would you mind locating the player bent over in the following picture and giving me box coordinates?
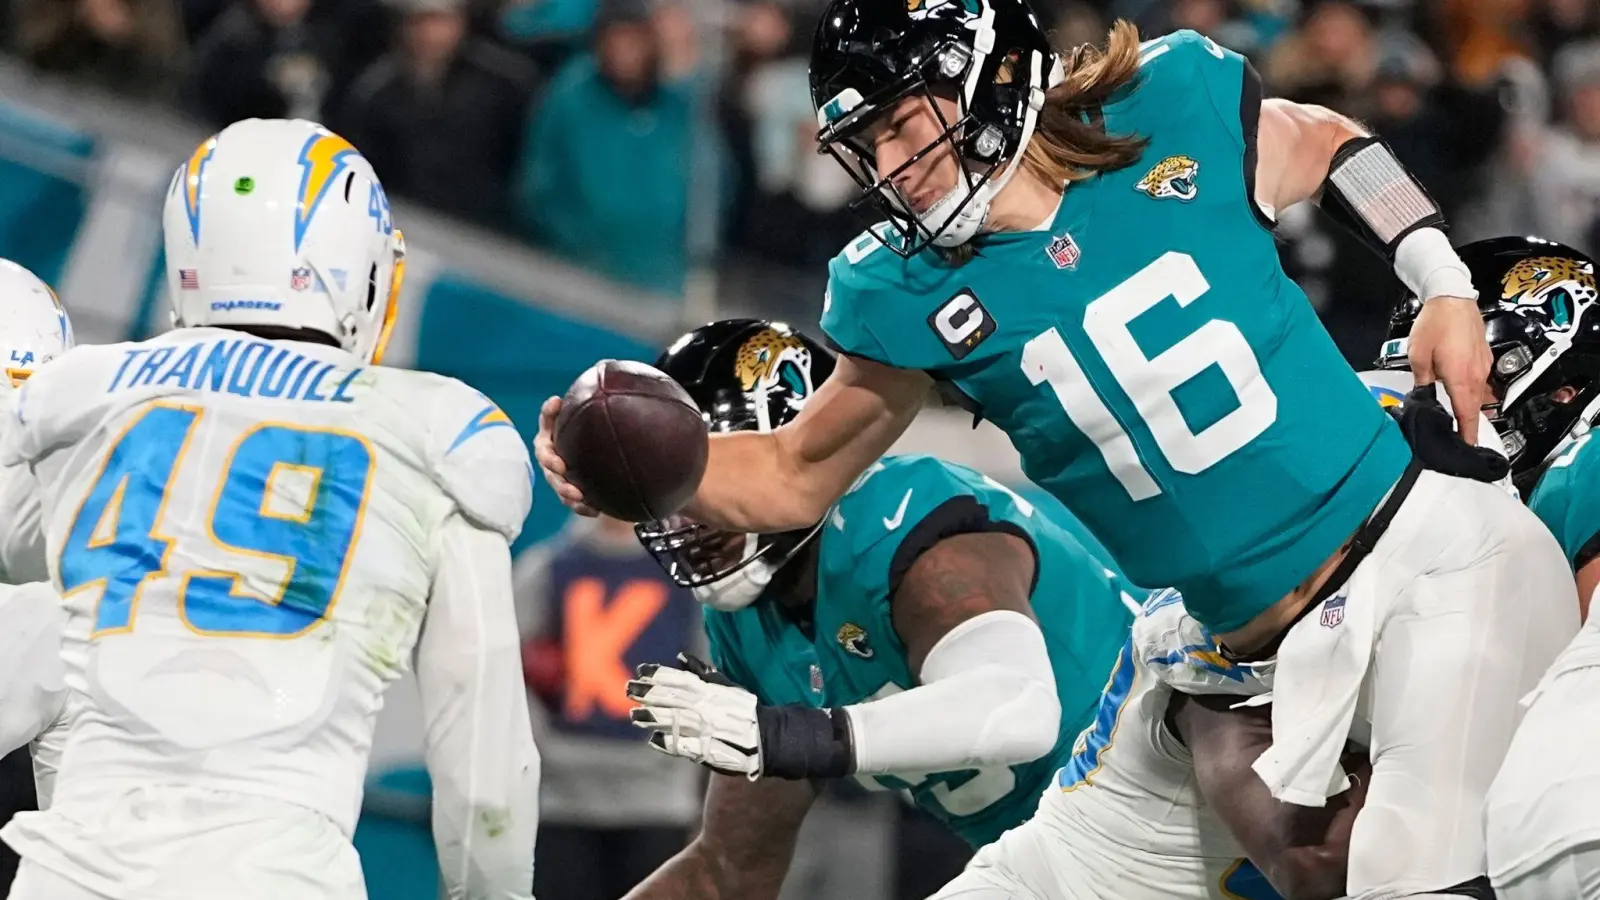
[617,320,1351,899]
[0,119,539,900]
[1375,237,1600,900]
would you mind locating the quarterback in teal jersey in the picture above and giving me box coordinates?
[618,319,1139,896]
[536,6,1577,897]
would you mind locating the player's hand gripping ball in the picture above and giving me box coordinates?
[551,359,710,521]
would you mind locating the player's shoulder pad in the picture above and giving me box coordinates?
[1132,588,1269,696]
[3,342,134,467]
[419,373,532,542]
[1132,30,1248,137]
[822,227,907,365]
[12,341,125,417]
[830,454,1037,572]
[822,226,968,368]
[1138,29,1243,80]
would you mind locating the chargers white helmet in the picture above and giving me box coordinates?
[0,259,73,387]
[162,118,405,364]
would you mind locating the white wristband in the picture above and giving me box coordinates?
[1395,227,1478,302]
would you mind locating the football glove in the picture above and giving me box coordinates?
[1390,385,1510,484]
[627,653,854,780]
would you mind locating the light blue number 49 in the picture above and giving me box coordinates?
[61,403,374,638]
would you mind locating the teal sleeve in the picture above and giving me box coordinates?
[839,457,1039,601]
[1530,440,1600,570]
[818,230,901,365]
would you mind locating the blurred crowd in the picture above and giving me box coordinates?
[2,0,1599,349]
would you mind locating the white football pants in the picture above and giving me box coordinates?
[1303,471,1578,900]
[1488,626,1600,895]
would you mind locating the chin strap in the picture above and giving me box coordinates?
[931,50,1063,248]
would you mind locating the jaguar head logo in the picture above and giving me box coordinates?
[734,328,815,430]
[1500,255,1598,333]
[837,622,874,659]
[1135,155,1200,202]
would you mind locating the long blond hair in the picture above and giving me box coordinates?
[1019,20,1149,187]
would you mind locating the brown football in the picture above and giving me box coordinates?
[553,359,710,522]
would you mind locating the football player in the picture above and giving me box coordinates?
[0,257,76,806]
[538,14,1578,899]
[1372,238,1600,900]
[934,588,1368,900]
[620,319,1137,896]
[0,119,539,900]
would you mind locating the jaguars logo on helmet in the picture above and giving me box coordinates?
[1135,156,1200,202]
[1379,235,1600,493]
[637,319,838,593]
[1498,254,1598,331]
[734,328,816,431]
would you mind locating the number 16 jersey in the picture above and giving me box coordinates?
[820,30,1410,632]
[0,326,533,834]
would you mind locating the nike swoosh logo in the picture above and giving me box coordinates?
[883,490,913,530]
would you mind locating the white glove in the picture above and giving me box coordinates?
[628,654,764,778]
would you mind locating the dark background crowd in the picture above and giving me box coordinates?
[1,0,1598,898]
[5,0,1597,362]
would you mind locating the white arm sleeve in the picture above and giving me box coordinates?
[417,514,541,900]
[0,582,65,758]
[841,610,1060,775]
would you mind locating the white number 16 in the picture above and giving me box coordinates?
[1021,252,1278,501]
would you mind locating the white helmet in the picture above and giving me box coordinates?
[0,259,73,387]
[162,119,406,364]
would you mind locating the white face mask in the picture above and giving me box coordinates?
[692,551,778,612]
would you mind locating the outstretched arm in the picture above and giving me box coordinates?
[623,773,818,900]
[537,353,931,531]
[1173,692,1367,900]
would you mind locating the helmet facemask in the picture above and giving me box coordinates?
[635,323,833,610]
[812,0,1061,257]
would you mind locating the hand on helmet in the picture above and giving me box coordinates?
[534,396,598,517]
[1407,295,1492,446]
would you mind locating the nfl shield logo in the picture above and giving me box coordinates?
[290,267,313,291]
[1046,233,1081,269]
[1321,591,1348,628]
[809,665,823,694]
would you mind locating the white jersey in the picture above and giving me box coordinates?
[939,590,1276,900]
[0,328,539,898]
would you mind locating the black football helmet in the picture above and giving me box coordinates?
[1377,235,1600,491]
[810,0,1061,255]
[635,319,837,593]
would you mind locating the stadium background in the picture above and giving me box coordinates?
[0,0,1594,896]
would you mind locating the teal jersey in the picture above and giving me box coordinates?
[704,455,1136,846]
[819,30,1410,632]
[1530,431,1600,569]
